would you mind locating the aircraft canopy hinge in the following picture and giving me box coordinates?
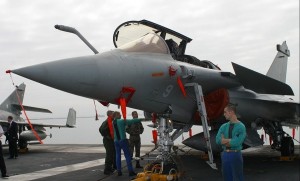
[180,66,195,79]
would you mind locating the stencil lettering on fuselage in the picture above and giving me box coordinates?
[163,85,174,97]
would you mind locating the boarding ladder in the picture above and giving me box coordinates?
[185,83,217,170]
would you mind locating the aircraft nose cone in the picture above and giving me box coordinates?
[12,51,124,101]
[13,64,50,84]
[12,55,100,97]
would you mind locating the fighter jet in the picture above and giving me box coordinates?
[0,83,76,150]
[8,20,299,167]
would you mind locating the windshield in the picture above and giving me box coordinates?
[118,33,170,54]
[114,22,154,47]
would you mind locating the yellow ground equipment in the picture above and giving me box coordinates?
[133,162,180,181]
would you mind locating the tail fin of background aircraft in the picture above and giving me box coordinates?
[0,83,26,116]
[0,83,52,115]
[266,41,290,83]
[66,108,76,127]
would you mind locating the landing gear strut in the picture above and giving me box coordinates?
[156,115,174,162]
[263,121,294,156]
[135,112,181,181]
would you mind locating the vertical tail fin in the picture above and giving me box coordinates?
[266,41,290,83]
[66,108,76,127]
[0,83,26,115]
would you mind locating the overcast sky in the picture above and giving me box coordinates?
[0,0,299,144]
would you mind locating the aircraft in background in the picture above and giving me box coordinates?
[0,83,76,150]
[9,20,299,170]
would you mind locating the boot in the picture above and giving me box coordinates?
[136,161,143,169]
[104,169,112,175]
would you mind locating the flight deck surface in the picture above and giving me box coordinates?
[3,144,299,181]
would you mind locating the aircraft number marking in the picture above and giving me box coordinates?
[163,85,174,97]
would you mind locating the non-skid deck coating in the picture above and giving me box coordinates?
[3,144,299,181]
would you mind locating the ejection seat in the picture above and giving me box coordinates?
[165,39,179,59]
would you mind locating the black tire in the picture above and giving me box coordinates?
[280,137,294,156]
[18,139,28,149]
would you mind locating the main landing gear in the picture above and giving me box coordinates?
[262,121,294,156]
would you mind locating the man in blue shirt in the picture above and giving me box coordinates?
[216,103,246,181]
[113,111,142,177]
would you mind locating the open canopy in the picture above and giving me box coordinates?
[113,20,220,70]
[113,20,192,56]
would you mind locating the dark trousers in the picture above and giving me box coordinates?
[114,139,134,173]
[9,139,18,158]
[129,135,141,160]
[103,137,116,171]
[221,152,244,181]
[0,141,7,176]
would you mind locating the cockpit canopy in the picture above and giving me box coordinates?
[113,20,192,56]
[118,33,170,54]
[113,20,220,70]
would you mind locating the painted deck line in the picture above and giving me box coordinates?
[8,158,106,181]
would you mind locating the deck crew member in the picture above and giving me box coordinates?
[126,111,144,168]
[7,116,18,159]
[0,125,9,178]
[99,110,116,175]
[113,111,142,177]
[216,103,246,181]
